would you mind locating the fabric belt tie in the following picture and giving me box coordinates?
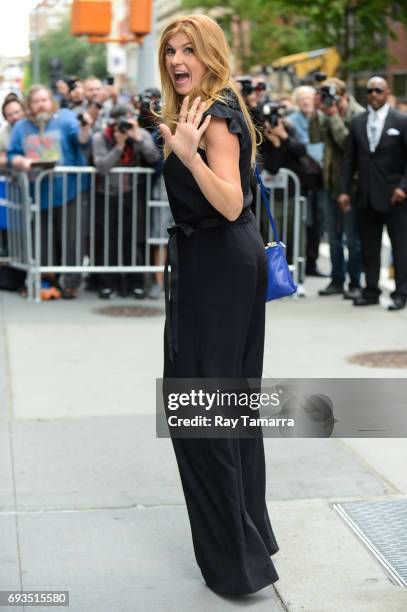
[164,207,254,363]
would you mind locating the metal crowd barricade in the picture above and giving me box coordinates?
[0,173,8,262]
[253,167,307,285]
[28,165,166,302]
[145,169,306,286]
[1,165,165,302]
[0,169,33,293]
[146,175,173,272]
[1,165,305,302]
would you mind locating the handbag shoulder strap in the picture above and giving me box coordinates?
[254,163,280,243]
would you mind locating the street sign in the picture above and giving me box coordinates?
[107,44,127,75]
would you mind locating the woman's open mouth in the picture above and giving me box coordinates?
[174,71,191,86]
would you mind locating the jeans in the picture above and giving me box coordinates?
[305,189,324,272]
[0,229,7,257]
[323,195,362,287]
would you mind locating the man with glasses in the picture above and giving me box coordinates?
[339,76,407,310]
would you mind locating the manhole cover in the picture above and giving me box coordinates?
[348,351,407,368]
[94,305,164,318]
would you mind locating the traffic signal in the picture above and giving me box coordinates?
[71,0,112,36]
[129,0,152,36]
[49,58,64,92]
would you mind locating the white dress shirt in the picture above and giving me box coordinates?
[366,102,390,152]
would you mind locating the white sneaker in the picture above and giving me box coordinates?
[147,283,163,300]
[296,283,307,298]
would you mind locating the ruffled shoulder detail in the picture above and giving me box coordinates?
[202,89,245,137]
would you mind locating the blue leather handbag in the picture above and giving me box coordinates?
[255,165,297,301]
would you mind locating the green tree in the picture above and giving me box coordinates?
[180,0,309,71]
[272,0,407,76]
[181,0,407,76]
[34,17,107,87]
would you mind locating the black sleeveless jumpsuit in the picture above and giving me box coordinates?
[162,89,279,595]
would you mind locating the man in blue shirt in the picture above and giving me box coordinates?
[8,85,92,298]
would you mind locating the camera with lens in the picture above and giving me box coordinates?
[152,98,162,114]
[76,113,88,127]
[89,100,103,110]
[235,76,254,97]
[236,76,268,98]
[64,76,80,92]
[136,88,162,116]
[108,104,138,132]
[318,83,340,108]
[139,96,162,116]
[117,119,133,134]
[262,101,286,128]
[133,89,162,130]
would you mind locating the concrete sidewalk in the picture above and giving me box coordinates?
[1,274,407,612]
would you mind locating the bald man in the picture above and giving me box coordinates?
[339,76,407,310]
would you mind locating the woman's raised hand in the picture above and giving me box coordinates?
[159,96,211,168]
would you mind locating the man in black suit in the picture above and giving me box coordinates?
[338,76,407,310]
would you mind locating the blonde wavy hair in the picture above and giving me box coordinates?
[157,14,260,165]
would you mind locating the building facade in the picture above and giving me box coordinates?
[30,0,72,38]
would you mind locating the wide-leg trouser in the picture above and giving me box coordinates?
[163,217,279,595]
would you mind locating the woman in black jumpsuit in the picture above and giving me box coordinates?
[158,15,279,596]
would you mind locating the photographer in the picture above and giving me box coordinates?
[133,87,161,131]
[260,102,307,178]
[133,88,170,299]
[258,103,308,286]
[72,76,105,133]
[235,76,264,127]
[55,79,70,109]
[60,76,86,113]
[92,104,160,299]
[60,77,103,150]
[310,77,364,298]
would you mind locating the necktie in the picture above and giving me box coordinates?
[368,112,380,152]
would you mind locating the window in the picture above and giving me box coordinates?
[393,74,407,100]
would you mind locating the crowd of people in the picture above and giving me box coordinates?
[0,77,163,300]
[0,71,406,309]
[237,73,407,310]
